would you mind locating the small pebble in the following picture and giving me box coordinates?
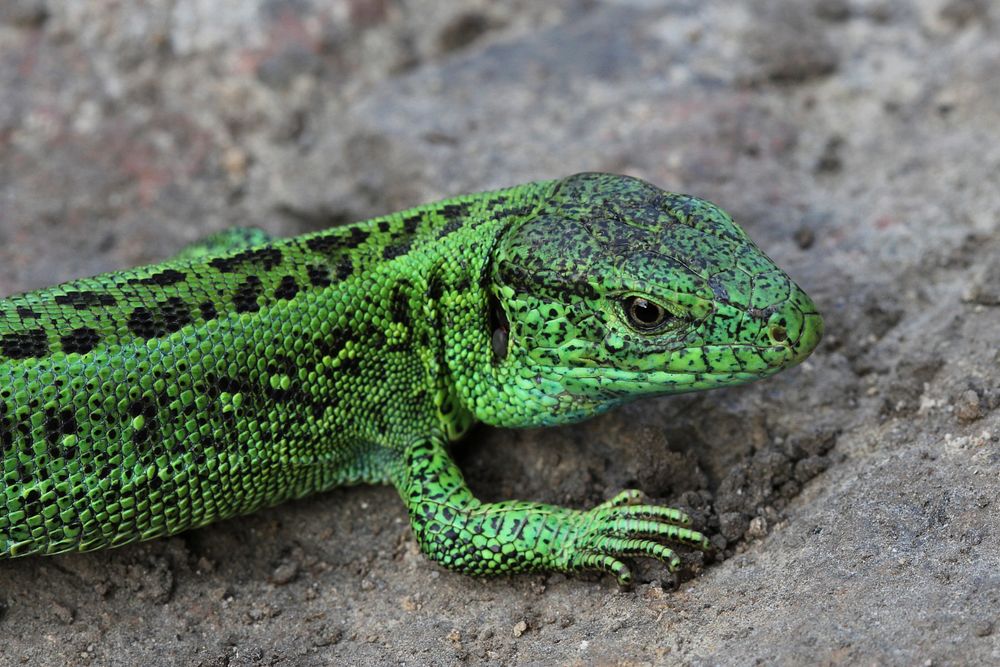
[955,389,982,423]
[313,626,343,647]
[815,136,844,174]
[794,226,816,250]
[719,511,749,542]
[972,620,993,637]
[746,516,769,540]
[270,560,299,586]
[52,602,74,625]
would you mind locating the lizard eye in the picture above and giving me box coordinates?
[622,296,672,332]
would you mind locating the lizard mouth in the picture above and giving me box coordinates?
[788,312,824,365]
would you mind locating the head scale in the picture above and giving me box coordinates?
[463,173,823,428]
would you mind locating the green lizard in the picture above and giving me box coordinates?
[0,173,822,585]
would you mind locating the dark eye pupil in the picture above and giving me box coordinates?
[632,299,659,323]
[625,296,669,330]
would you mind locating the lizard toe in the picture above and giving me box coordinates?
[599,537,682,571]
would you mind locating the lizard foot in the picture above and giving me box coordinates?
[561,489,710,587]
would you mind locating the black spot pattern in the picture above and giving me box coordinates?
[126,298,194,339]
[440,203,470,219]
[312,327,352,359]
[436,218,464,239]
[1,330,49,359]
[383,242,411,260]
[199,301,218,321]
[127,307,159,339]
[274,276,299,300]
[306,228,369,253]
[61,327,101,354]
[334,257,353,281]
[209,247,283,273]
[161,297,193,332]
[0,402,13,452]
[402,215,422,235]
[130,269,187,286]
[44,407,78,449]
[54,291,117,309]
[390,283,411,325]
[497,260,599,300]
[307,265,331,287]
[128,396,159,446]
[233,276,264,313]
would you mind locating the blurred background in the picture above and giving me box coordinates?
[0,1,997,664]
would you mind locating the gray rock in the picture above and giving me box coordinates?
[0,0,998,664]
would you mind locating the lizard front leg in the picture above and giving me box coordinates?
[394,438,710,586]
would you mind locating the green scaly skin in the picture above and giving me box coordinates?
[0,173,822,586]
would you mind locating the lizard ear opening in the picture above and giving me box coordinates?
[488,291,509,362]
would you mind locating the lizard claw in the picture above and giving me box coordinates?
[563,489,710,586]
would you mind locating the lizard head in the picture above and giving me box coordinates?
[474,172,823,427]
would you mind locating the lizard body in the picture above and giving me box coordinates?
[0,173,822,584]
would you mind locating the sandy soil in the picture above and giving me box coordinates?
[0,1,997,664]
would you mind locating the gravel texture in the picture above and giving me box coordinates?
[0,0,998,664]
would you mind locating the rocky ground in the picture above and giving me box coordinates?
[0,0,998,664]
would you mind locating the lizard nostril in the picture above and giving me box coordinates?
[770,324,788,344]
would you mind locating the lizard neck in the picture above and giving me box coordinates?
[434,181,581,432]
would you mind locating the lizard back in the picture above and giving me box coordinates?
[0,183,549,556]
